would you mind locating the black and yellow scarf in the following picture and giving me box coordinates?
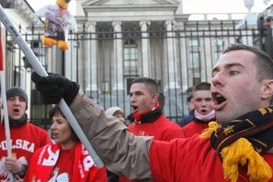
[200,107,273,182]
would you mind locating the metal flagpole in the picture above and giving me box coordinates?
[0,5,104,168]
[0,32,14,181]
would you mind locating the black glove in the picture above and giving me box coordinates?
[31,72,80,105]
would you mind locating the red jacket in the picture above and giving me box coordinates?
[128,115,185,140]
[0,122,50,181]
[150,134,273,182]
[181,121,209,138]
[120,114,185,182]
[24,142,107,182]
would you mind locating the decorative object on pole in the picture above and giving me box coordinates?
[244,0,254,13]
[35,0,77,51]
[236,0,257,28]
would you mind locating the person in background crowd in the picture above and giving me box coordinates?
[120,77,185,182]
[32,44,273,181]
[0,87,50,181]
[177,93,195,126]
[24,105,107,181]
[105,107,125,124]
[126,77,184,140]
[180,82,216,137]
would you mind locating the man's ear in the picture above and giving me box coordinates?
[152,93,159,105]
[261,80,273,100]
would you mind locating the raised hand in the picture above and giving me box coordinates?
[31,72,79,105]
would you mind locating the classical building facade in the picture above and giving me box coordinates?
[2,0,260,122]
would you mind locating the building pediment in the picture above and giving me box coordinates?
[76,0,182,23]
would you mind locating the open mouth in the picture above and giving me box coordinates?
[212,92,227,110]
[12,108,20,114]
[131,105,138,112]
[13,108,19,112]
[51,132,58,140]
[200,109,207,114]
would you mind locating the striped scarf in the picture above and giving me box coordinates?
[200,107,273,182]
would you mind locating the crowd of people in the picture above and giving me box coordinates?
[1,44,273,181]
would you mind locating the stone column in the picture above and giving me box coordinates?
[112,21,124,91]
[165,20,180,90]
[179,31,189,92]
[89,22,98,90]
[86,22,99,98]
[139,20,150,77]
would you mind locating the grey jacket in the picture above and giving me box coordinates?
[70,91,154,181]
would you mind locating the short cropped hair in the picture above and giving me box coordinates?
[187,93,193,102]
[131,77,159,95]
[192,82,211,93]
[223,44,273,81]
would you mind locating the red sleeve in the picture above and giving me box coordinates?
[149,140,179,181]
[88,166,108,182]
[149,136,222,182]
[149,136,205,181]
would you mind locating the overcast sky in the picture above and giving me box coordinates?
[182,0,268,13]
[27,0,270,15]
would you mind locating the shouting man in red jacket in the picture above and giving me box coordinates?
[32,44,273,182]
[119,77,185,182]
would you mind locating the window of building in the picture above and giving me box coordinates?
[189,38,199,47]
[190,51,200,69]
[124,47,137,60]
[188,38,200,69]
[123,39,138,75]
[213,38,224,62]
[124,39,138,61]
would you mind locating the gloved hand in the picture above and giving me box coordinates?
[31,72,79,105]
